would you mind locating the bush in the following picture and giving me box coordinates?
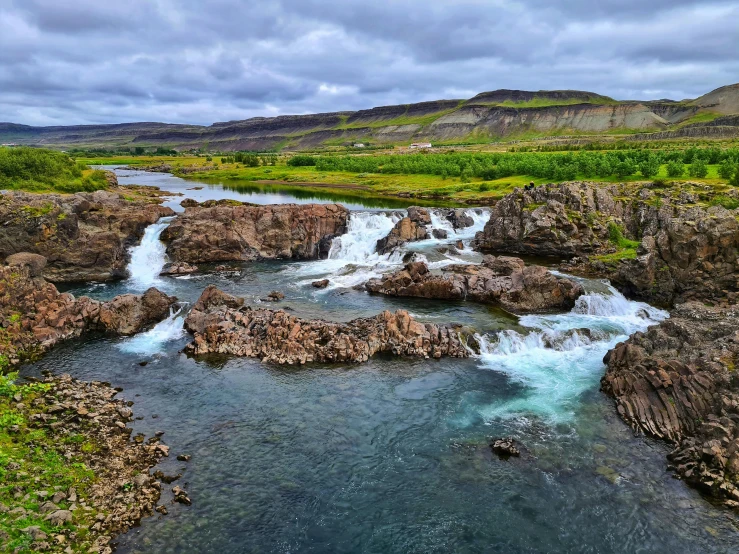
[718,160,735,180]
[666,161,685,178]
[639,156,659,179]
[688,159,708,178]
[287,155,316,167]
[0,147,109,192]
[710,195,739,210]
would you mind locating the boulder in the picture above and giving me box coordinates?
[376,207,431,254]
[366,256,583,314]
[160,262,198,275]
[6,252,47,277]
[312,279,330,288]
[432,229,448,239]
[97,288,178,335]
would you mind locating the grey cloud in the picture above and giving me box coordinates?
[0,0,737,126]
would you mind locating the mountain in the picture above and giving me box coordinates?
[2,84,739,151]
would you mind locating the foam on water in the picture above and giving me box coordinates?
[119,306,186,356]
[473,283,668,422]
[126,217,173,290]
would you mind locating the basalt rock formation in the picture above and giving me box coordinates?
[0,255,176,365]
[183,285,471,364]
[0,190,174,282]
[602,302,739,508]
[366,257,583,314]
[161,202,349,263]
[474,181,739,305]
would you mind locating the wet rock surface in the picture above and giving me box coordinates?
[161,202,349,263]
[183,285,471,364]
[0,259,175,365]
[602,302,739,508]
[160,261,198,275]
[0,190,174,282]
[365,256,583,314]
[491,438,521,458]
[376,206,431,254]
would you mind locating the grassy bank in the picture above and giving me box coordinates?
[0,147,109,193]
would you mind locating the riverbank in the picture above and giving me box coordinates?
[0,372,170,554]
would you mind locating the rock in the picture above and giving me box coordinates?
[0,264,175,365]
[180,198,199,208]
[5,252,47,277]
[443,209,474,230]
[376,207,430,254]
[160,262,198,275]
[22,526,48,541]
[0,190,174,282]
[176,454,191,462]
[491,438,521,458]
[432,229,448,239]
[312,279,330,289]
[45,509,73,526]
[455,240,464,250]
[265,291,285,302]
[602,302,739,508]
[161,203,349,263]
[365,257,583,314]
[97,288,178,335]
[132,474,150,488]
[184,287,472,364]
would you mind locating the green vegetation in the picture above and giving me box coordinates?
[710,195,739,210]
[594,222,641,264]
[0,373,96,552]
[0,147,109,192]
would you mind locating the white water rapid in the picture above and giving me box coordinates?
[473,283,668,423]
[289,208,489,289]
[126,217,173,290]
[119,306,187,356]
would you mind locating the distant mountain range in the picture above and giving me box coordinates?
[2,83,739,151]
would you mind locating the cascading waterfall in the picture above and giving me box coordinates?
[291,208,489,289]
[126,217,173,290]
[471,283,668,422]
[119,306,187,356]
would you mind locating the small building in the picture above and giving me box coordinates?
[410,142,432,149]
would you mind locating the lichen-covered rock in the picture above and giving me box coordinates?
[0,191,174,282]
[366,256,583,314]
[602,302,739,508]
[184,286,471,364]
[474,182,739,305]
[161,203,349,263]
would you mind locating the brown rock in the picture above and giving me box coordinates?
[376,207,431,254]
[312,279,330,288]
[161,203,349,263]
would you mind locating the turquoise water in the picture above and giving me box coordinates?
[25,169,739,553]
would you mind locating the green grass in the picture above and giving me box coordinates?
[334,104,463,131]
[0,373,98,553]
[675,112,722,128]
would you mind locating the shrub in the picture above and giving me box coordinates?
[688,159,708,178]
[287,155,316,167]
[639,156,660,179]
[666,161,685,178]
[710,195,739,210]
[718,160,735,180]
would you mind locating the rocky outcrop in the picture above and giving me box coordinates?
[376,207,431,254]
[602,302,739,508]
[366,256,583,313]
[474,182,739,305]
[161,203,349,263]
[160,261,198,275]
[183,285,471,364]
[0,256,176,365]
[0,191,174,282]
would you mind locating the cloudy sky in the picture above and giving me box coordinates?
[1,0,738,126]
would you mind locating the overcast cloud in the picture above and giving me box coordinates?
[1,0,738,126]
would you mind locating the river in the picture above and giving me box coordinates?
[22,168,739,553]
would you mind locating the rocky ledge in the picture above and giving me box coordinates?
[183,285,471,364]
[161,201,349,263]
[0,373,172,553]
[0,254,176,366]
[602,302,739,509]
[0,190,174,282]
[473,181,739,305]
[365,256,583,314]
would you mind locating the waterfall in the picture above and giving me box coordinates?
[473,284,668,422]
[427,208,489,242]
[127,217,173,289]
[119,306,187,356]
